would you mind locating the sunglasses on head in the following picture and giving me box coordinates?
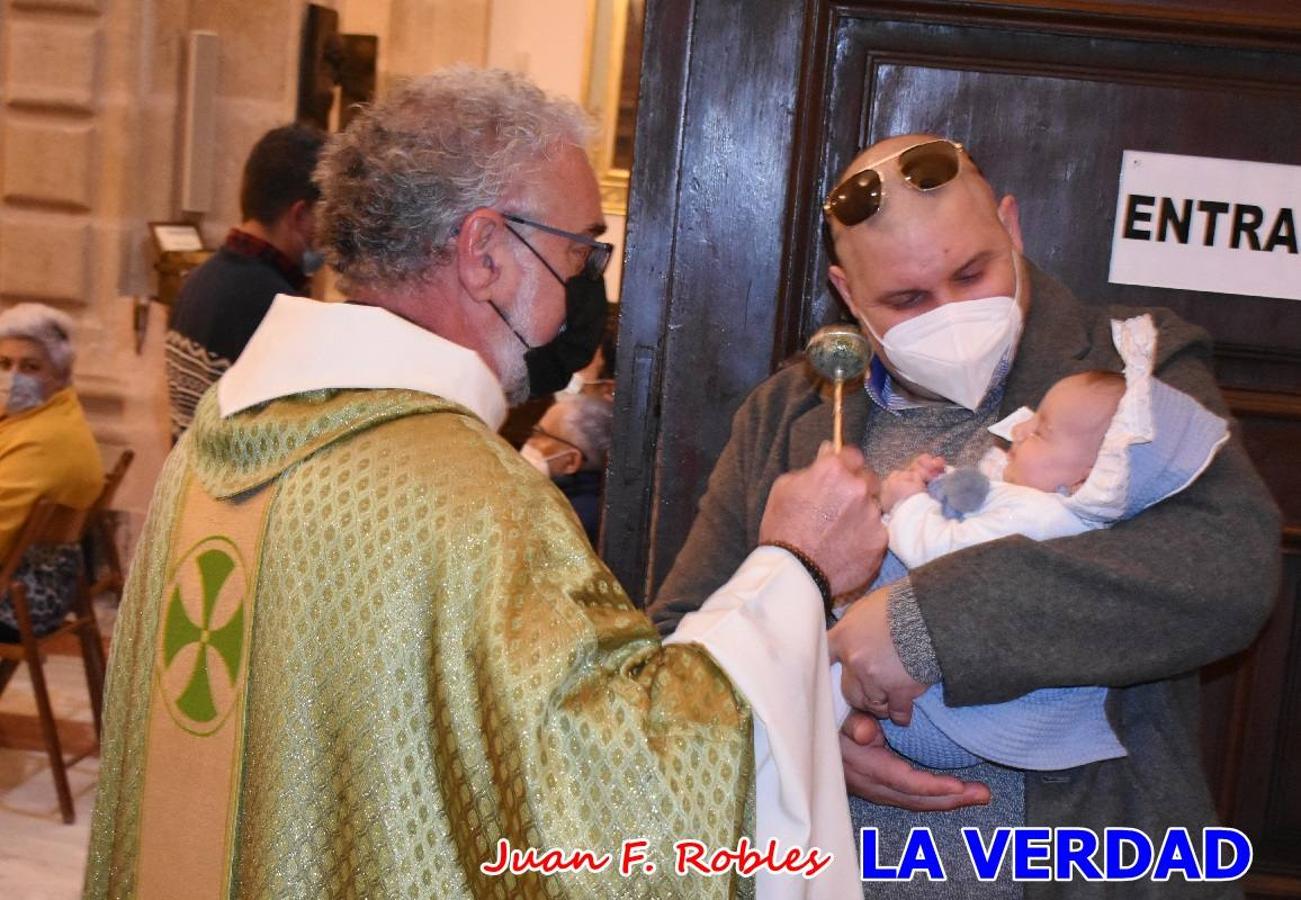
[822,139,967,227]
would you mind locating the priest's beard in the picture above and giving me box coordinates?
[494,258,543,407]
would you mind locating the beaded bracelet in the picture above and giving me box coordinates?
[759,540,833,618]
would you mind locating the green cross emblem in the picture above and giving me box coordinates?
[159,538,248,733]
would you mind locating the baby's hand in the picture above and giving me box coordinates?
[906,453,947,482]
[880,454,946,513]
[880,469,927,513]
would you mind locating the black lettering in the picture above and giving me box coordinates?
[1157,197,1193,244]
[1123,194,1155,240]
[1264,208,1298,254]
[1231,204,1264,250]
[1198,200,1231,246]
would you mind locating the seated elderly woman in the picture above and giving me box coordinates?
[0,303,103,641]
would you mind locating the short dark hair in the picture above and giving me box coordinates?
[239,124,327,225]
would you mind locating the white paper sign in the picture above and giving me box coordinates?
[1108,150,1300,301]
[152,224,205,253]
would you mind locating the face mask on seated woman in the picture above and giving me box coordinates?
[0,370,48,415]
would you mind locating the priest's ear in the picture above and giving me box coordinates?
[455,209,508,300]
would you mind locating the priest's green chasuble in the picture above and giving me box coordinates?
[86,388,754,899]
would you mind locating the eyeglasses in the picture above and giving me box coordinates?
[822,139,967,227]
[502,213,614,283]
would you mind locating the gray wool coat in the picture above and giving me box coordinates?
[650,264,1281,898]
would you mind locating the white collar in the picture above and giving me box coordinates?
[217,294,508,430]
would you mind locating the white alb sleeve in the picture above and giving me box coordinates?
[665,546,859,899]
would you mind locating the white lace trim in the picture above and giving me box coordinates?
[1062,315,1156,524]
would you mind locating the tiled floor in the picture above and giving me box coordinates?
[0,745,97,899]
[0,605,114,899]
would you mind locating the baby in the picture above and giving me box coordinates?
[861,314,1231,771]
[881,369,1126,567]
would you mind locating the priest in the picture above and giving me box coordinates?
[85,67,885,899]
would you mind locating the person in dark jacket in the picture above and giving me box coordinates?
[650,134,1280,898]
[164,123,326,440]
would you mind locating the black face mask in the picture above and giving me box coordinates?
[488,274,608,399]
[523,275,608,397]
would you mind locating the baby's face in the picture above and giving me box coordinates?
[1003,375,1120,493]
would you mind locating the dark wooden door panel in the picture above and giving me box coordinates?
[605,0,811,598]
[1244,543,1300,886]
[788,12,1301,394]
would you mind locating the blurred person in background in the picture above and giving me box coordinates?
[522,392,613,545]
[164,123,326,440]
[558,315,616,401]
[0,303,102,642]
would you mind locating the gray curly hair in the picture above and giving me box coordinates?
[315,66,594,292]
[0,302,75,382]
[543,393,613,470]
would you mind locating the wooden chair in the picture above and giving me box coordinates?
[85,449,134,600]
[0,449,133,823]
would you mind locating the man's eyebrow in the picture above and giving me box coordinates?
[953,249,998,274]
[585,221,607,238]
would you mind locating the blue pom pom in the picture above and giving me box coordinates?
[927,467,991,520]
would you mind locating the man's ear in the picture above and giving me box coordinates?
[828,264,854,307]
[286,199,314,232]
[828,264,869,330]
[455,209,505,301]
[282,199,316,249]
[556,448,583,476]
[997,194,1024,253]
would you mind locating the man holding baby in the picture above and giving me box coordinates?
[650,134,1280,898]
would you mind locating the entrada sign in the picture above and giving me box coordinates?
[1109,150,1299,302]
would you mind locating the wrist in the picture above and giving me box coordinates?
[758,540,833,618]
[886,578,942,685]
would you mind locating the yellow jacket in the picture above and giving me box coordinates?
[0,387,103,559]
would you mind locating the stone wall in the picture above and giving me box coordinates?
[0,0,324,555]
[0,0,605,558]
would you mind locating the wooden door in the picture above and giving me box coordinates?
[606,0,1300,891]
